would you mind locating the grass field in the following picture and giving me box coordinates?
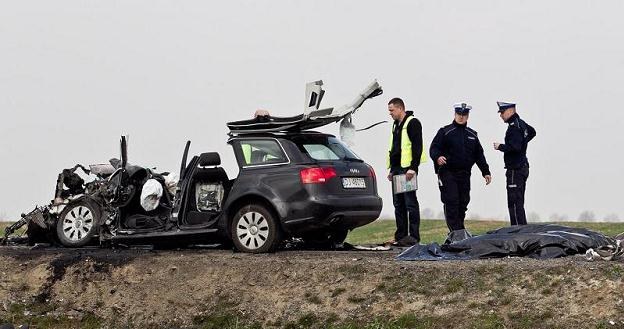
[346,219,624,245]
[0,221,26,238]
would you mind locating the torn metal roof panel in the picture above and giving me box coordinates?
[227,80,382,135]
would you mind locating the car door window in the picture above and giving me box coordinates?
[238,140,288,166]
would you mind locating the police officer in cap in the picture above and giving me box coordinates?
[493,102,536,226]
[430,103,491,232]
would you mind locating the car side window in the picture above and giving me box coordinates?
[237,139,288,166]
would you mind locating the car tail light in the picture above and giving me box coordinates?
[300,167,337,184]
[367,164,376,180]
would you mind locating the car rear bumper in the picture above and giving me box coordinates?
[279,195,382,234]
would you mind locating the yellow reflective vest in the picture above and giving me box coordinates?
[387,115,427,169]
[242,144,252,164]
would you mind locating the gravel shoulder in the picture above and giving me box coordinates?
[1,246,623,328]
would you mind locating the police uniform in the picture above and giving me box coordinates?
[496,102,536,225]
[429,103,490,232]
[388,110,425,243]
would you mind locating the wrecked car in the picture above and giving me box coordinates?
[4,80,384,253]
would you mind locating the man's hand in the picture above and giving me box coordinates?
[436,156,447,166]
[484,175,492,185]
[406,169,416,181]
[387,172,393,182]
[493,142,501,150]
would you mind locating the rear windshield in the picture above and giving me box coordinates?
[292,136,361,161]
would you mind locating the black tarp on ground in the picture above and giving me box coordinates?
[397,224,617,260]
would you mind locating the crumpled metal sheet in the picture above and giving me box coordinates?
[585,233,624,261]
[397,224,617,261]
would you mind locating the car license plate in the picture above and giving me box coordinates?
[342,177,366,189]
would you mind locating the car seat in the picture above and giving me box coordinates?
[184,152,231,225]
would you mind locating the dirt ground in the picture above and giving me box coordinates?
[0,246,623,329]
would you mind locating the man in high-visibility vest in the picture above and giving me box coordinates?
[430,103,491,233]
[387,98,424,246]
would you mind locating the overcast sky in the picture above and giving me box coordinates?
[1,0,623,222]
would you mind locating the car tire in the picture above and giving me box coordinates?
[56,200,100,247]
[230,203,281,253]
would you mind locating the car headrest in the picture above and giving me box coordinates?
[198,152,221,167]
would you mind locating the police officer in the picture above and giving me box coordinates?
[430,103,491,232]
[387,98,424,246]
[493,102,536,226]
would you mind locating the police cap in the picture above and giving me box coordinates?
[497,101,516,112]
[453,102,472,115]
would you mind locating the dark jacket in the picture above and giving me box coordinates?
[429,121,490,176]
[498,113,536,169]
[389,111,423,172]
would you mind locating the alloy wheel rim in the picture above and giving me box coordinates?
[236,211,269,250]
[62,205,94,241]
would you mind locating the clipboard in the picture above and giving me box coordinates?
[392,174,418,194]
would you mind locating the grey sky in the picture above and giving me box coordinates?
[1,0,623,221]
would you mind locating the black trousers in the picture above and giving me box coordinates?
[506,167,529,225]
[438,169,471,232]
[391,168,420,242]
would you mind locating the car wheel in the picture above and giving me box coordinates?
[56,200,100,247]
[231,204,281,253]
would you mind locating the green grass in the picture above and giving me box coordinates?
[346,219,624,245]
[0,221,27,239]
[1,303,103,329]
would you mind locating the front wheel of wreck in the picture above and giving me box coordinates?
[56,200,100,247]
[230,203,281,253]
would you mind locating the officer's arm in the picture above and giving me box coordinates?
[498,127,523,153]
[527,124,537,142]
[407,118,423,172]
[429,129,444,162]
[474,137,491,176]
